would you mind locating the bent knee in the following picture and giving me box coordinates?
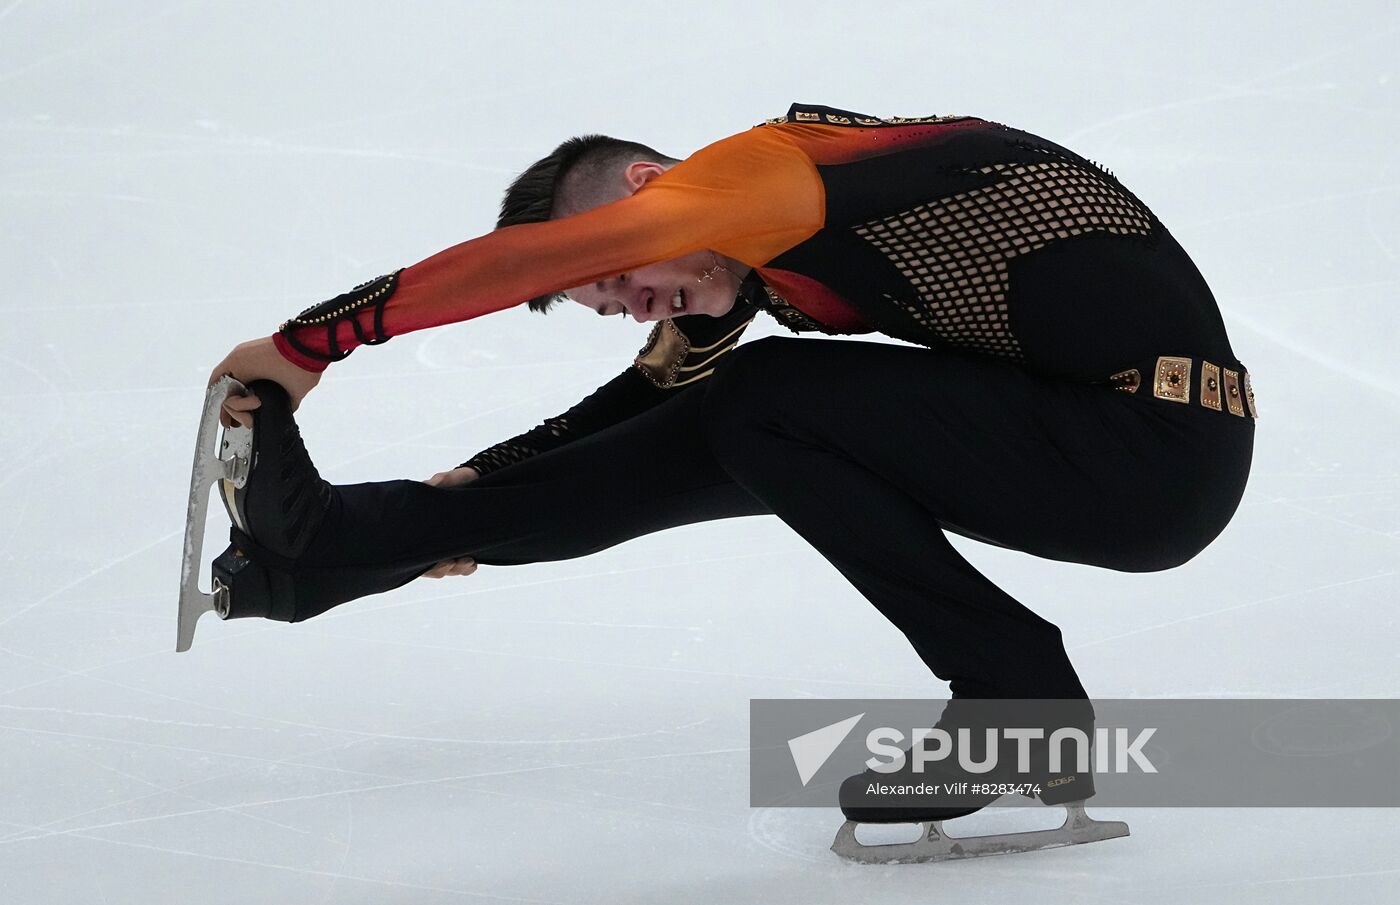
[708,335,813,391]
[1108,536,1207,573]
[700,336,816,458]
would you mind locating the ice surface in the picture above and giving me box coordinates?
[2,2,1398,902]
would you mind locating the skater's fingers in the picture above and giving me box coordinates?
[220,407,253,429]
[224,393,262,412]
[219,393,261,429]
[423,466,481,489]
[219,406,252,429]
[441,558,476,576]
[423,558,476,579]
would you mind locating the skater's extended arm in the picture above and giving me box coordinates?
[457,301,755,475]
[205,124,812,422]
[266,126,818,372]
[415,303,754,581]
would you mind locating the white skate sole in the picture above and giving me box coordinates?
[830,800,1128,864]
[175,376,252,652]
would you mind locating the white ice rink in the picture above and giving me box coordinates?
[3,1,1398,902]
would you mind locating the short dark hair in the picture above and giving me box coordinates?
[497,135,678,313]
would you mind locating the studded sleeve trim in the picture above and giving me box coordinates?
[272,270,403,372]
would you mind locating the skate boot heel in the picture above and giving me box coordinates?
[1038,768,1095,806]
[210,543,297,622]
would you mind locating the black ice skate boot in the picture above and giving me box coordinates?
[836,699,1039,825]
[836,752,1096,824]
[208,544,297,622]
[830,700,1126,864]
[213,379,332,622]
[837,748,1000,826]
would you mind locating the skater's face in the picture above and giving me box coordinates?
[559,162,748,323]
[565,249,746,322]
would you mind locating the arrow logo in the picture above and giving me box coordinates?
[787,713,864,786]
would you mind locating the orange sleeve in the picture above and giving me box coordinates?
[276,124,824,369]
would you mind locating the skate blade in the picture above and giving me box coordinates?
[176,375,251,652]
[830,800,1128,864]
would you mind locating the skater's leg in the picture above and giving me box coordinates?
[701,337,1253,699]
[275,387,769,620]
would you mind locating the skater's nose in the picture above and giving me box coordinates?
[567,279,624,317]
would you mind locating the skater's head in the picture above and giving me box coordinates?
[499,135,746,322]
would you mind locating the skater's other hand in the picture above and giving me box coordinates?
[422,556,478,579]
[420,466,481,579]
[423,466,480,489]
[208,336,321,428]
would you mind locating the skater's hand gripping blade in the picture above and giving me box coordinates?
[176,376,251,652]
[830,801,1129,864]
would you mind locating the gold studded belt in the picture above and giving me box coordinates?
[1104,356,1257,421]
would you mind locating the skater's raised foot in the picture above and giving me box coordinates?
[176,377,329,651]
[220,379,332,562]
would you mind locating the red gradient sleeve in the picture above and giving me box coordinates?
[275,126,825,370]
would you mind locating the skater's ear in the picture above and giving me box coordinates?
[622,160,671,195]
[497,134,679,313]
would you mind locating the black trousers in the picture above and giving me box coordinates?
[288,337,1254,699]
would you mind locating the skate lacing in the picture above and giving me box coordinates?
[272,421,330,553]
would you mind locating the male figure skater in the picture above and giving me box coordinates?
[187,103,1256,859]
